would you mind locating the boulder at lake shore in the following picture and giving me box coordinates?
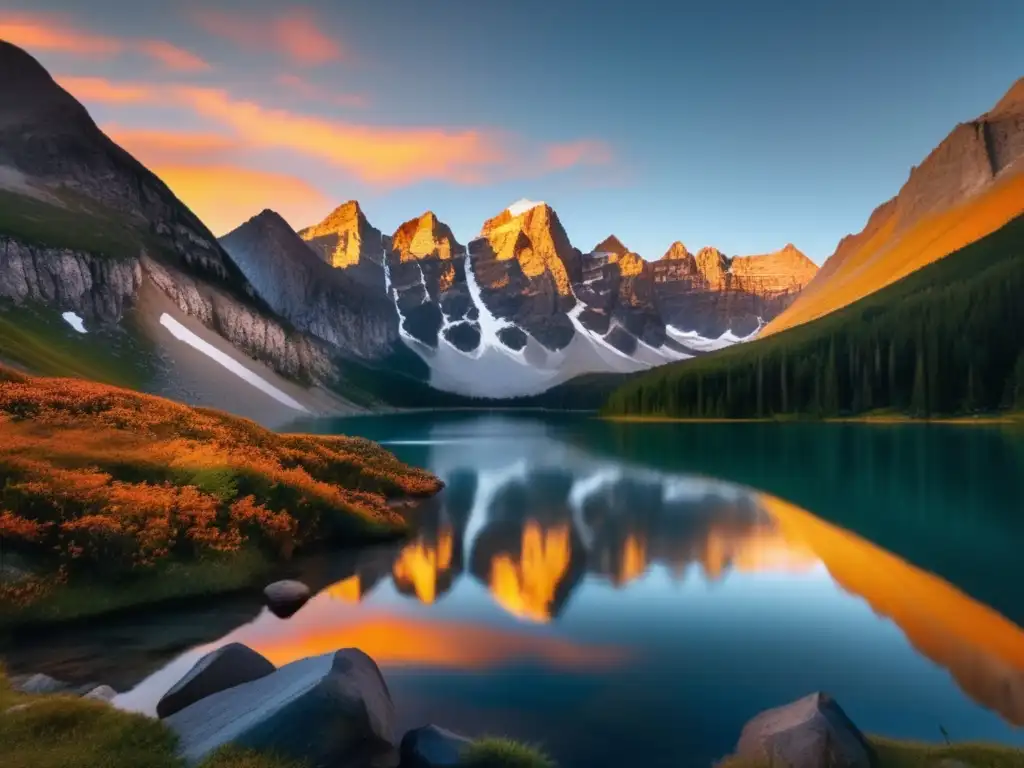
[264,579,312,618]
[401,724,473,768]
[166,647,396,767]
[734,692,877,768]
[157,642,276,719]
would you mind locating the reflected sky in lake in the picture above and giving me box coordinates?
[106,414,1024,767]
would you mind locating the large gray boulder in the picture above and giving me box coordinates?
[400,725,472,768]
[157,643,276,719]
[264,579,311,618]
[735,692,877,768]
[166,648,396,767]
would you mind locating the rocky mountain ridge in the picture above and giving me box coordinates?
[765,75,1024,336]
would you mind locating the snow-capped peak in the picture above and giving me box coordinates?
[507,198,544,216]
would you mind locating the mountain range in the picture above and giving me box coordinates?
[221,197,818,398]
[0,39,1021,422]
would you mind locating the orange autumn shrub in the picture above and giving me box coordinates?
[0,364,443,587]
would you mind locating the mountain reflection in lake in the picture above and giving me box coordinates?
[72,416,1024,766]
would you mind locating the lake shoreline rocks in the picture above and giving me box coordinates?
[6,655,995,768]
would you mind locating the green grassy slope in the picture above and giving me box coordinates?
[603,212,1024,419]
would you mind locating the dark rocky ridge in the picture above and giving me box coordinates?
[220,210,398,359]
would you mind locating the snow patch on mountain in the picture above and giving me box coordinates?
[666,322,762,353]
[506,198,544,216]
[62,311,87,334]
[158,313,309,412]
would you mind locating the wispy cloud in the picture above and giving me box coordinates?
[1,11,210,72]
[173,86,509,186]
[544,140,614,171]
[135,40,211,73]
[0,12,120,56]
[55,77,159,104]
[191,8,342,66]
[275,74,367,109]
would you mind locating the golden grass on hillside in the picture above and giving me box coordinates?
[765,171,1024,336]
[0,365,441,607]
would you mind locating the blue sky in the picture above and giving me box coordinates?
[2,0,1022,261]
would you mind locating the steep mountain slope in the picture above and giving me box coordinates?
[220,210,397,357]
[0,41,367,425]
[764,76,1024,336]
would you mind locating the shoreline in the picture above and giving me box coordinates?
[600,412,1022,426]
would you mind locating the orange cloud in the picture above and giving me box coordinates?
[105,128,241,162]
[544,139,614,171]
[56,76,158,104]
[275,74,368,109]
[1,12,209,73]
[149,164,331,235]
[0,12,120,56]
[192,8,342,66]
[136,40,210,72]
[174,86,508,186]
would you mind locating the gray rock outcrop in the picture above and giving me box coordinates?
[157,643,276,719]
[166,648,397,768]
[734,692,877,768]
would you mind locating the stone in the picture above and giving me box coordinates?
[156,643,276,719]
[400,724,472,768]
[263,579,312,618]
[735,692,876,768]
[82,685,118,702]
[12,673,68,695]
[166,648,397,768]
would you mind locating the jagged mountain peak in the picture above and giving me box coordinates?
[593,235,629,256]
[298,199,382,270]
[391,210,465,262]
[661,241,692,261]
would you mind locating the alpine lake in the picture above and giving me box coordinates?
[4,412,1024,768]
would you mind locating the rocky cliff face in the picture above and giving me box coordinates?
[764,76,1024,336]
[220,210,398,359]
[0,237,334,384]
[651,243,817,337]
[576,236,665,353]
[298,201,388,291]
[384,212,477,351]
[469,200,582,350]
[0,41,344,397]
[0,41,251,297]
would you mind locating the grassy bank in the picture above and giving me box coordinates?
[0,669,552,768]
[719,737,1024,768]
[0,365,441,626]
[603,211,1024,420]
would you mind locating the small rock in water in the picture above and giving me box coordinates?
[157,643,276,719]
[735,692,876,768]
[401,724,472,768]
[263,579,311,618]
[12,673,68,695]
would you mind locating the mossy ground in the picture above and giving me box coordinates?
[717,737,1024,768]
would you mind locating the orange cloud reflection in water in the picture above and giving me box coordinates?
[245,609,624,672]
[392,524,454,604]
[489,522,572,623]
[324,574,362,603]
[615,532,648,586]
[759,493,1024,726]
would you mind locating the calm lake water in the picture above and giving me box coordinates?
[7,413,1024,767]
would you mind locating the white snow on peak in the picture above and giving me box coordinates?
[506,198,544,217]
[61,311,87,334]
[158,313,309,412]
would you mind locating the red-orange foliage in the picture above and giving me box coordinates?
[0,365,443,589]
